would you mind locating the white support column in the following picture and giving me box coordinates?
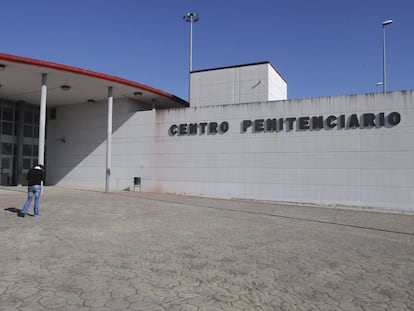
[38,73,47,165]
[105,86,113,193]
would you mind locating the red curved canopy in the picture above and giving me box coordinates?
[0,52,188,109]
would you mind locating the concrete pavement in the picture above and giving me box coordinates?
[0,186,413,311]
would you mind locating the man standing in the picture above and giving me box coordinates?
[19,164,45,217]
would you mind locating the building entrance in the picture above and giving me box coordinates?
[0,100,40,185]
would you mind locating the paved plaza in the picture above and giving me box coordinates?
[0,186,413,311]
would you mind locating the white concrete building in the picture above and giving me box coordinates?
[1,53,413,212]
[190,62,287,106]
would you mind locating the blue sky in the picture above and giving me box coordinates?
[2,0,413,100]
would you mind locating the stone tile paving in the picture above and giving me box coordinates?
[0,187,413,311]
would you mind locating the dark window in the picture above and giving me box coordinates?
[24,108,33,123]
[3,106,14,121]
[1,143,14,155]
[33,126,39,138]
[23,144,32,156]
[34,110,40,124]
[23,158,32,169]
[24,125,33,137]
[1,157,10,169]
[2,122,14,135]
[50,108,57,120]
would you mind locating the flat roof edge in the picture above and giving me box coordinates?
[191,61,287,83]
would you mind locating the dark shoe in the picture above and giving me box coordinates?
[18,211,25,217]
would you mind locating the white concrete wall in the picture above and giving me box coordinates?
[268,65,288,101]
[190,63,287,107]
[47,91,414,212]
[47,101,107,190]
[47,98,156,191]
[149,91,414,212]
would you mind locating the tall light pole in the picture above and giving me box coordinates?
[183,12,199,73]
[382,19,392,93]
[183,12,199,102]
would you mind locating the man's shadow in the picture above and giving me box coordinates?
[4,207,31,217]
[5,207,20,214]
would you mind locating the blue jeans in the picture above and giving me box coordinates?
[22,185,42,216]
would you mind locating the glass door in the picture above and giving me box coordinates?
[0,102,17,185]
[0,143,15,185]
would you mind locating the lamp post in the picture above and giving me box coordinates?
[183,12,199,72]
[382,19,392,92]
